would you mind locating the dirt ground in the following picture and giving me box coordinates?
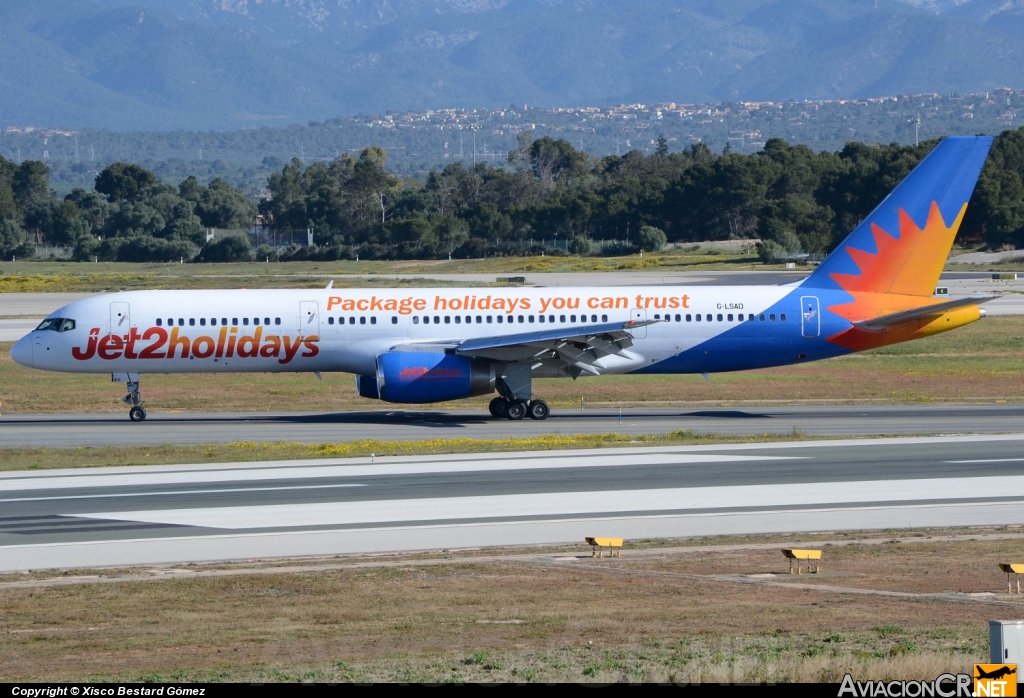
[1,316,1022,414]
[2,528,1022,683]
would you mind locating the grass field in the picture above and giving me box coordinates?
[0,430,828,472]
[2,528,1020,683]
[0,248,761,292]
[1,315,1021,415]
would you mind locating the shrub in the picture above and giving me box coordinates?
[196,235,253,262]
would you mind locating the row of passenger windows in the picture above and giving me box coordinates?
[156,317,282,327]
[151,312,785,329]
[653,312,786,322]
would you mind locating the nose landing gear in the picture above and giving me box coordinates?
[116,373,146,421]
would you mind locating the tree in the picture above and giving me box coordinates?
[95,162,157,203]
[635,225,667,252]
[12,161,50,208]
[197,235,253,262]
[656,134,669,158]
[0,218,29,256]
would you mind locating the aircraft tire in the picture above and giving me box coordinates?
[506,401,527,420]
[489,397,508,418]
[129,406,147,422]
[528,399,550,420]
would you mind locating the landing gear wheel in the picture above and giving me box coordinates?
[129,406,147,422]
[506,401,527,420]
[489,397,509,418]
[528,399,550,420]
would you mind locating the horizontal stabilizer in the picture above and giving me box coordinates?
[852,296,996,330]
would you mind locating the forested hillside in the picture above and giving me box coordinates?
[4,130,1024,263]
[6,0,1024,130]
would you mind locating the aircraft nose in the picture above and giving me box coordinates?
[10,335,33,368]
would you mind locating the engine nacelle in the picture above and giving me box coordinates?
[373,352,495,404]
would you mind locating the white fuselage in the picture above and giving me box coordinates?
[13,285,798,377]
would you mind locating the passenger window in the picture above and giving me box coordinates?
[189,318,195,326]
[465,315,471,323]
[654,314,660,320]
[391,316,397,324]
[360,317,366,325]
[770,314,776,321]
[780,313,786,322]
[508,315,514,323]
[413,316,420,324]
[371,317,377,325]
[592,315,598,322]
[200,318,206,326]
[166,318,173,326]
[477,316,482,323]
[349,317,355,325]
[601,314,607,322]
[759,314,765,321]
[695,314,701,322]
[570,315,577,322]
[328,317,335,325]
[222,318,228,326]
[275,318,281,325]
[487,316,493,323]
[560,315,566,322]
[264,318,270,325]
[455,316,461,324]
[549,315,555,323]
[717,314,723,321]
[156,318,162,326]
[727,314,733,321]
[707,314,712,322]
[445,316,451,324]
[232,318,237,325]
[518,315,525,323]
[497,316,503,323]
[243,318,249,326]
[686,314,692,322]
[529,315,535,323]
[539,315,545,323]
[434,316,440,324]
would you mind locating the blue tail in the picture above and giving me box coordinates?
[802,136,992,296]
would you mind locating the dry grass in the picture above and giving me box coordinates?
[4,530,1018,683]
[1,316,1022,415]
[0,429,823,472]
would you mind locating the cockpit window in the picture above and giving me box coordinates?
[35,318,75,332]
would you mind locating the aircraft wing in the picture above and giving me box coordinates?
[393,319,657,377]
[853,296,997,330]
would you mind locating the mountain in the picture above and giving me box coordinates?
[3,0,1024,131]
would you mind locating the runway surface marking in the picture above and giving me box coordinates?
[0,453,799,492]
[946,458,1024,463]
[0,483,367,504]
[81,474,1024,530]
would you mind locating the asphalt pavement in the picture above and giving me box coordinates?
[2,434,1023,570]
[2,403,1022,448]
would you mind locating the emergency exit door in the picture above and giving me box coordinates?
[299,301,320,340]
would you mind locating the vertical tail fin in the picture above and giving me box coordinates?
[802,136,992,296]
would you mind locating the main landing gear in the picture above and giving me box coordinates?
[489,397,550,421]
[120,376,147,421]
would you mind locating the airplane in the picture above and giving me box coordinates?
[10,136,997,423]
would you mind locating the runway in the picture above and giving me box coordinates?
[2,434,1024,571]
[2,403,1023,448]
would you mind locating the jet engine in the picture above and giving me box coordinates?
[360,352,496,403]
